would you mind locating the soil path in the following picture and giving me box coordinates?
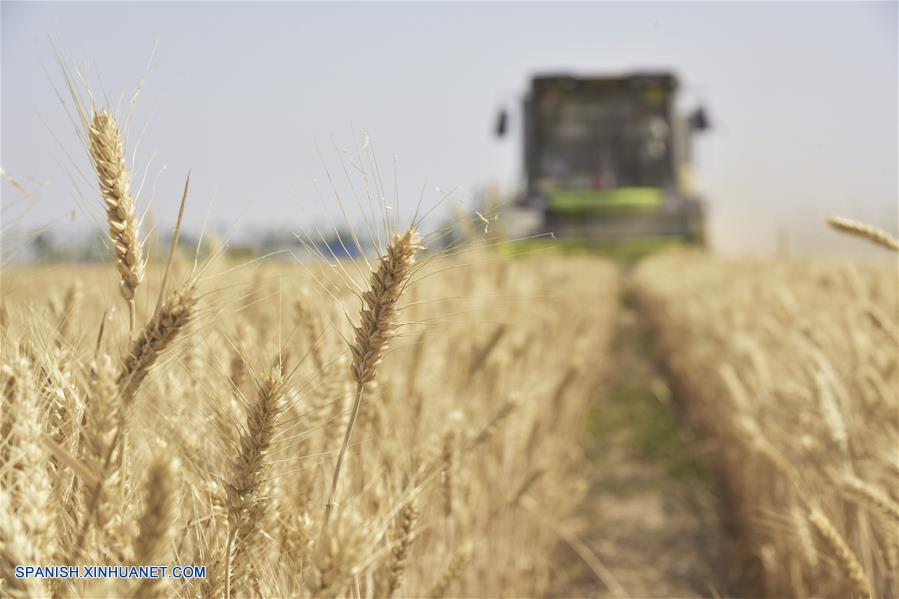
[554,289,744,598]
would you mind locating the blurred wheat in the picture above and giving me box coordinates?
[0,241,618,597]
[633,246,898,598]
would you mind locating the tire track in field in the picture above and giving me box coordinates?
[554,288,746,598]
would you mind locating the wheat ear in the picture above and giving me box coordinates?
[72,285,197,564]
[218,369,287,599]
[118,286,198,406]
[8,354,57,565]
[0,491,49,599]
[828,216,899,251]
[841,474,899,525]
[429,545,472,598]
[791,503,818,568]
[89,110,144,331]
[468,397,519,449]
[808,508,873,597]
[350,228,422,385]
[386,496,418,597]
[321,228,421,535]
[132,456,177,598]
[81,354,124,549]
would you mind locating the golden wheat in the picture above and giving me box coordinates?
[0,248,618,598]
[828,216,899,251]
[634,251,896,597]
[88,110,145,330]
[3,69,621,599]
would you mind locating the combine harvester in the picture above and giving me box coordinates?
[497,72,710,258]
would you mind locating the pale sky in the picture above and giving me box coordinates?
[2,1,896,255]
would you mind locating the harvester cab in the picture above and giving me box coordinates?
[498,72,709,245]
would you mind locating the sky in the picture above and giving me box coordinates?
[2,1,896,256]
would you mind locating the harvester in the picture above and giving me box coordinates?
[497,72,709,247]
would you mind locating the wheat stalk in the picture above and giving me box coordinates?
[441,430,455,520]
[510,467,547,507]
[468,324,507,378]
[295,294,326,376]
[55,280,83,345]
[88,110,145,331]
[72,284,197,564]
[321,228,421,536]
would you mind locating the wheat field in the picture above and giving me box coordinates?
[0,230,620,597]
[4,96,628,598]
[634,249,898,598]
[2,73,898,599]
